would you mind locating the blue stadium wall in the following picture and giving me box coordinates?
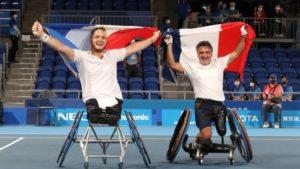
[3,99,300,127]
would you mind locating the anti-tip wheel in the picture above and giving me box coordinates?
[84,162,89,169]
[229,159,234,165]
[198,158,204,165]
[118,162,123,169]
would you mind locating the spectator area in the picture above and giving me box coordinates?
[224,47,300,100]
[52,0,151,11]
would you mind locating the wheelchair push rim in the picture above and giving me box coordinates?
[166,109,191,162]
[125,111,151,168]
[57,111,83,167]
[227,109,253,162]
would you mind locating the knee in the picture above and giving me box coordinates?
[199,130,212,139]
[273,105,281,112]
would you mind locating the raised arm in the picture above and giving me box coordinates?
[228,26,247,64]
[32,21,74,61]
[124,30,161,58]
[165,35,184,74]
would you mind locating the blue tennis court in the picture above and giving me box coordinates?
[0,126,299,169]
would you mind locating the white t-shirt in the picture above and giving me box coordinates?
[180,55,229,102]
[73,48,126,108]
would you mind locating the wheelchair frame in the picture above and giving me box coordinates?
[56,111,151,169]
[167,108,253,165]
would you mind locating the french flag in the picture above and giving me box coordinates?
[44,25,161,76]
[162,22,256,83]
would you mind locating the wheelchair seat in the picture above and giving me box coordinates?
[87,107,121,126]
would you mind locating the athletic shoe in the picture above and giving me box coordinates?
[262,122,269,128]
[274,122,280,129]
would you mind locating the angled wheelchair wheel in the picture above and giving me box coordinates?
[57,111,83,167]
[166,109,191,162]
[227,109,253,162]
[125,111,151,168]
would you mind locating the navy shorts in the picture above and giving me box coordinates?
[194,98,226,130]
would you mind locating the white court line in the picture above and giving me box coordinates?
[0,136,300,141]
[0,137,24,151]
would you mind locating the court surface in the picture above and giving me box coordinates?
[0,126,300,169]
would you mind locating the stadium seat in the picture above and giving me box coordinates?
[78,0,89,10]
[262,56,276,63]
[36,77,51,90]
[52,0,65,10]
[102,0,113,10]
[38,66,53,77]
[287,48,300,59]
[278,62,291,69]
[224,72,238,79]
[65,0,77,10]
[54,65,68,77]
[264,62,277,69]
[138,0,150,11]
[144,77,158,90]
[267,67,281,74]
[11,0,21,9]
[252,67,266,74]
[143,67,158,78]
[67,77,81,89]
[0,0,11,9]
[117,65,126,77]
[118,77,128,90]
[259,48,273,57]
[276,57,290,63]
[126,0,138,11]
[114,0,126,10]
[90,0,102,10]
[129,77,143,89]
[52,76,66,90]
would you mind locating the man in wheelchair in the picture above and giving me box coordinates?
[164,25,248,154]
[32,21,161,125]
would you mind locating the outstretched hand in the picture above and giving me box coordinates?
[164,35,173,45]
[32,21,45,37]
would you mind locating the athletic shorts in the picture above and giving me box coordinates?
[194,98,226,130]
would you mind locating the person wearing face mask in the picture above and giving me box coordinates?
[253,4,266,37]
[281,76,293,101]
[272,4,285,37]
[262,74,283,128]
[8,11,21,63]
[213,1,227,23]
[228,2,240,20]
[246,80,261,101]
[230,77,245,101]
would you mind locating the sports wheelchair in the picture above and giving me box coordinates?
[56,99,151,169]
[167,108,253,165]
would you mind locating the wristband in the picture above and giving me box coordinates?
[40,33,50,43]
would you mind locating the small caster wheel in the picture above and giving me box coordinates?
[198,158,203,165]
[84,162,89,169]
[118,162,123,169]
[103,158,107,164]
[229,159,234,165]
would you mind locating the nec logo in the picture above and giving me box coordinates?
[57,112,87,121]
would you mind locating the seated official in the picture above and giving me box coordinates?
[262,74,283,128]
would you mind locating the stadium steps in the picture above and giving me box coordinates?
[2,37,41,106]
[161,74,194,99]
